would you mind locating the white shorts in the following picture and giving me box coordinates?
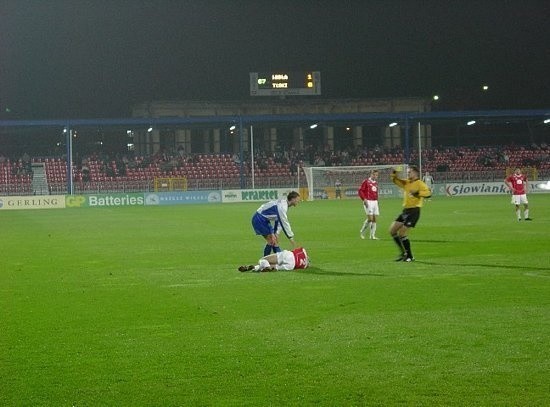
[511,194,528,205]
[276,250,295,270]
[363,200,380,216]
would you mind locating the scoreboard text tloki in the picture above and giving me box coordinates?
[250,71,321,96]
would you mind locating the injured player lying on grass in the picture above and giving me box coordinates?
[238,247,310,272]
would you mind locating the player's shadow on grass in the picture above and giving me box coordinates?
[414,239,454,243]
[297,266,384,277]
[418,261,549,272]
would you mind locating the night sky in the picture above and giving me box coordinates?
[1,0,549,119]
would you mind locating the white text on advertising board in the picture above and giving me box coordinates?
[241,190,279,201]
[446,183,508,196]
[89,195,144,206]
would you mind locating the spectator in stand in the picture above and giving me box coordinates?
[258,159,268,171]
[504,168,532,221]
[289,160,298,176]
[177,145,185,158]
[81,161,91,182]
[313,155,325,166]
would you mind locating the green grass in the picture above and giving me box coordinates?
[1,195,549,406]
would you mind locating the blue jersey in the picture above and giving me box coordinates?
[253,198,294,238]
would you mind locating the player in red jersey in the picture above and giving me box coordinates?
[504,167,532,221]
[238,247,310,272]
[358,169,380,239]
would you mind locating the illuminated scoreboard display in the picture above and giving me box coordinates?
[250,71,321,96]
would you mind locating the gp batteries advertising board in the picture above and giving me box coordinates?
[66,193,145,208]
[65,191,222,208]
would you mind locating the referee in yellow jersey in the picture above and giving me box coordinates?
[389,165,432,262]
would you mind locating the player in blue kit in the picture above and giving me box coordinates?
[251,191,301,256]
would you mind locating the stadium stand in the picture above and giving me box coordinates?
[0,144,548,195]
[0,159,33,195]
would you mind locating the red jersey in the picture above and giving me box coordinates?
[358,177,379,201]
[506,173,527,195]
[292,248,309,269]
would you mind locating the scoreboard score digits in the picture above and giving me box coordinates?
[250,71,321,96]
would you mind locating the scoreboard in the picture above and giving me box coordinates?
[250,71,321,96]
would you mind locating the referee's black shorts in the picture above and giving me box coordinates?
[395,207,421,228]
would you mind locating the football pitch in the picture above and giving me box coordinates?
[1,195,549,406]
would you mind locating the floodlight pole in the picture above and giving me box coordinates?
[250,125,255,189]
[66,125,74,195]
[418,121,422,178]
[238,117,244,189]
[404,116,410,165]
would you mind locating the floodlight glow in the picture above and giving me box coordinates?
[467,120,476,126]
[229,125,236,131]
[389,122,398,127]
[309,123,318,129]
[544,118,550,124]
[433,95,439,101]
[147,127,153,132]
[482,85,489,91]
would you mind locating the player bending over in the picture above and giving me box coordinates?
[239,247,310,272]
[251,191,301,256]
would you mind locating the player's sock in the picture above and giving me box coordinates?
[273,246,281,253]
[370,222,377,238]
[524,209,529,219]
[401,236,412,258]
[264,244,272,256]
[392,234,405,253]
[516,209,521,220]
[360,220,368,239]
[258,259,270,271]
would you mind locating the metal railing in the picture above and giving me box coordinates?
[2,169,549,196]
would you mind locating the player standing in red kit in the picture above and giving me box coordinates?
[504,167,532,221]
[358,169,380,239]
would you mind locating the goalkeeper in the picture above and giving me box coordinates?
[389,165,431,262]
